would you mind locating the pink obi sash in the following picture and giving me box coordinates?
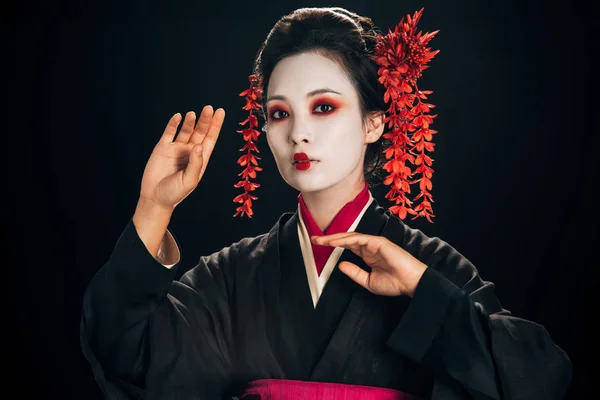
[240,379,421,399]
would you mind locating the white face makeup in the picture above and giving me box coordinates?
[265,51,369,194]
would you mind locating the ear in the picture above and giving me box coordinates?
[365,111,385,144]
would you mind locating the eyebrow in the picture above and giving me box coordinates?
[266,88,342,103]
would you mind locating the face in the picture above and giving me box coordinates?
[265,51,374,194]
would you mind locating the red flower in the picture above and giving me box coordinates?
[234,180,260,192]
[236,128,261,142]
[234,74,263,218]
[374,8,439,223]
[233,192,258,218]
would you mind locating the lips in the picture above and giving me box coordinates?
[293,152,318,171]
[293,152,309,163]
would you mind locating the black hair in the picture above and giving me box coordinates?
[253,7,390,186]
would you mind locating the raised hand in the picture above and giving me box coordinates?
[139,105,225,211]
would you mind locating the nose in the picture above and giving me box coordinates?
[289,118,312,145]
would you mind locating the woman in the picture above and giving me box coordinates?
[80,7,572,400]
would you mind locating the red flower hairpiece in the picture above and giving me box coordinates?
[374,7,440,223]
[233,74,263,218]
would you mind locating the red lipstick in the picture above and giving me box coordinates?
[293,152,312,171]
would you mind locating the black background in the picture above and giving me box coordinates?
[7,0,596,398]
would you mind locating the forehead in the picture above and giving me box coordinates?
[267,51,356,98]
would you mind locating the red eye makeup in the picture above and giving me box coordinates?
[310,97,343,117]
[267,96,344,121]
[267,105,289,121]
[311,96,343,110]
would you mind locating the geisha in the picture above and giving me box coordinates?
[80,7,572,400]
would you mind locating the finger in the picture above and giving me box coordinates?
[311,231,379,242]
[310,232,359,246]
[312,233,369,251]
[182,144,204,190]
[314,236,366,261]
[199,108,225,158]
[338,261,370,290]
[175,111,197,144]
[315,232,359,239]
[160,113,183,144]
[189,105,214,144]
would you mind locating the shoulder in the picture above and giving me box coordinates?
[179,212,293,287]
[204,232,270,267]
[208,210,295,265]
[384,213,480,288]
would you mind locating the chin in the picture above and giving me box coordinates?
[286,176,336,194]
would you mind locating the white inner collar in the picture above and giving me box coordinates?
[296,191,374,308]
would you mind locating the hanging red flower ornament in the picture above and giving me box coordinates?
[233,74,263,217]
[374,7,440,223]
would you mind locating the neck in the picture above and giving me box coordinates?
[301,176,366,232]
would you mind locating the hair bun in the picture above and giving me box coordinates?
[328,7,379,53]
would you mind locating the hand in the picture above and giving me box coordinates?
[139,106,225,210]
[311,232,427,297]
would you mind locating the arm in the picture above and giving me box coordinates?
[81,215,242,399]
[81,108,231,398]
[386,225,572,400]
[80,217,182,397]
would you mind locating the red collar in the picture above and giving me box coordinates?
[298,182,370,275]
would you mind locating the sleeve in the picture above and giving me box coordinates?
[385,224,572,400]
[80,218,237,399]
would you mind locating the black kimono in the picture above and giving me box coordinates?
[80,198,572,399]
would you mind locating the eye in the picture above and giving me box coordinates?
[313,104,335,114]
[269,109,289,120]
